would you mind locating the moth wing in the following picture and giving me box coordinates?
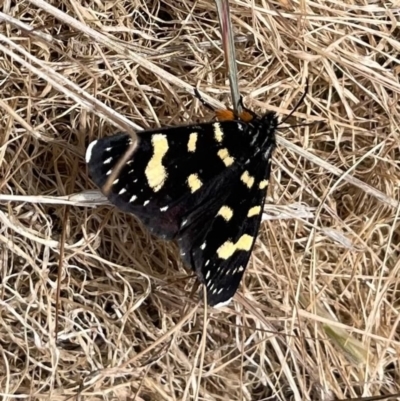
[177,150,273,306]
[86,121,250,239]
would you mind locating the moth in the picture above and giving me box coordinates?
[85,93,281,307]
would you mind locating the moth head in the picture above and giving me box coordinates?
[257,112,278,159]
[261,111,279,127]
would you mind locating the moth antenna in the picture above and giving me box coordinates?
[279,79,309,125]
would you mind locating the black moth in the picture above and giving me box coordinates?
[86,100,277,307]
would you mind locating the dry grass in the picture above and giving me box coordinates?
[1,0,400,400]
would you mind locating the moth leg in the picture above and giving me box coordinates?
[193,88,216,113]
[238,96,258,120]
[238,95,245,110]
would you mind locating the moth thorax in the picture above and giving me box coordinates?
[262,145,274,161]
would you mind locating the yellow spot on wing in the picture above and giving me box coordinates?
[247,206,261,217]
[241,171,254,188]
[217,148,234,167]
[214,122,223,143]
[217,234,253,260]
[259,180,269,189]
[145,134,169,192]
[187,173,202,193]
[217,206,233,221]
[187,132,198,152]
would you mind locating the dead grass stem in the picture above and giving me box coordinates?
[0,0,399,400]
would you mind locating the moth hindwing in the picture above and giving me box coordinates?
[86,112,278,307]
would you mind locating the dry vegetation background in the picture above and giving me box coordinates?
[1,0,400,400]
